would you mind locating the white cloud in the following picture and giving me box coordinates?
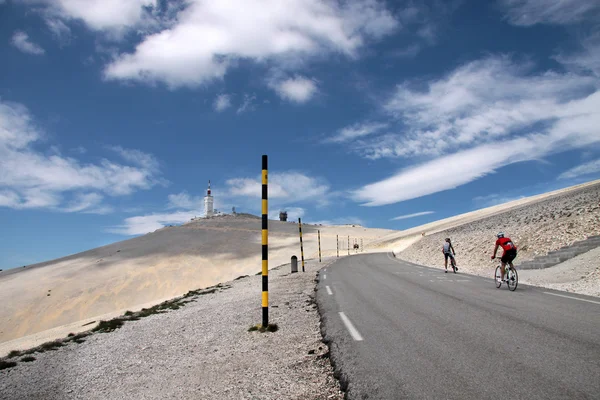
[352,86,600,206]
[102,0,398,88]
[270,76,318,103]
[226,172,331,206]
[167,191,204,209]
[109,210,199,235]
[23,0,158,33]
[391,211,435,221]
[0,99,162,212]
[327,122,388,143]
[356,56,596,160]
[499,0,600,26]
[213,94,232,112]
[10,31,45,55]
[236,94,257,114]
[558,159,600,180]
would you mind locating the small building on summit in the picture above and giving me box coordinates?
[279,211,288,221]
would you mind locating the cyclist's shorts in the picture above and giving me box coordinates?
[501,249,517,264]
[444,252,454,261]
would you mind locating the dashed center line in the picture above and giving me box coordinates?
[323,274,327,280]
[339,312,363,341]
[543,292,600,305]
[326,285,333,295]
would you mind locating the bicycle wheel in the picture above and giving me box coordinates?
[451,258,457,273]
[507,267,518,291]
[494,266,502,288]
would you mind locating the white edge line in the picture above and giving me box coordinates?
[326,285,333,295]
[339,312,363,341]
[543,292,600,305]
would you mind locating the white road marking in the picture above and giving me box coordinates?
[326,286,333,295]
[324,274,327,279]
[339,312,363,341]
[543,292,600,305]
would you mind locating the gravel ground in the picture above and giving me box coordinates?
[0,259,343,400]
[519,247,600,297]
[398,181,600,296]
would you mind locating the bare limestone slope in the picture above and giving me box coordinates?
[397,181,600,296]
[0,214,394,354]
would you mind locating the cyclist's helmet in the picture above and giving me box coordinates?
[445,238,451,242]
[496,232,504,238]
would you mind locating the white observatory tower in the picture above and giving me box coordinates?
[204,180,214,218]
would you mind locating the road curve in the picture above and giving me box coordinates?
[317,253,600,400]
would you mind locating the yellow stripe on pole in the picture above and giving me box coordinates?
[262,199,267,214]
[262,230,268,245]
[262,291,268,307]
[262,259,268,274]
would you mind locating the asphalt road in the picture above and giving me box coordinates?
[316,253,600,400]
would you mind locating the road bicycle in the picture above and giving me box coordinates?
[494,262,518,291]
[450,255,457,273]
[445,253,457,273]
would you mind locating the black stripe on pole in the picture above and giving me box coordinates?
[261,155,268,328]
[298,218,305,272]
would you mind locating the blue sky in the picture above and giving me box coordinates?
[1,0,600,269]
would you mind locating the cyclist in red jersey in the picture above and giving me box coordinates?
[491,232,517,283]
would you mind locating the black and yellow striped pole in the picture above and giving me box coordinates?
[298,218,305,272]
[347,236,350,256]
[318,230,321,262]
[261,155,268,327]
[336,235,339,257]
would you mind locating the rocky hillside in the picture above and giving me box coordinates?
[399,181,600,276]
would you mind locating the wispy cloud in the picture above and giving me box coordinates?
[555,33,600,78]
[213,94,232,112]
[391,211,434,221]
[558,159,600,180]
[11,31,45,55]
[236,94,257,114]
[352,87,600,207]
[109,210,200,235]
[361,56,596,160]
[45,17,72,45]
[167,191,204,209]
[0,99,163,212]
[472,193,525,207]
[499,0,600,26]
[226,172,331,207]
[327,122,388,143]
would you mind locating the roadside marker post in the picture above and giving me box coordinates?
[318,230,322,262]
[337,235,339,257]
[261,155,268,327]
[348,236,350,256]
[298,218,306,272]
